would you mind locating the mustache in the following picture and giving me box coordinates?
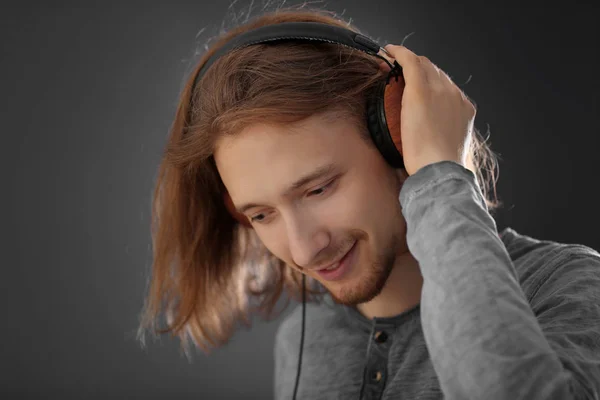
[310,231,365,268]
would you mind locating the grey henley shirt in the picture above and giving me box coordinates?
[274,161,600,399]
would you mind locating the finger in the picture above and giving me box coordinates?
[383,44,427,86]
[417,55,445,88]
[421,56,469,102]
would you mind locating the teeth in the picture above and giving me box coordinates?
[325,262,339,271]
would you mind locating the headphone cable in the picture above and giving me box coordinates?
[292,274,306,400]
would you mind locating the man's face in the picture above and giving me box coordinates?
[214,111,408,306]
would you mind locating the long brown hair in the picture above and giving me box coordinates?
[136,7,501,357]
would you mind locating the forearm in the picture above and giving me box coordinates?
[400,161,571,400]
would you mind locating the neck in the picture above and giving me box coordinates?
[356,252,423,320]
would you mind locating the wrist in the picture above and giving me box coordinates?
[407,154,464,176]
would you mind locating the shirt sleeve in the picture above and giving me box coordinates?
[399,160,600,400]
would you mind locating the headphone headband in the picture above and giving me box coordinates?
[192,22,387,89]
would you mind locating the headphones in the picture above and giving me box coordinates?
[190,21,405,227]
[188,21,405,398]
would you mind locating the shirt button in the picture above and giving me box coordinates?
[374,330,388,343]
[371,370,383,382]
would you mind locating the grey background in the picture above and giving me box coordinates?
[2,1,598,399]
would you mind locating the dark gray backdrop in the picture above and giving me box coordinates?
[2,1,598,399]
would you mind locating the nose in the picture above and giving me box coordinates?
[285,212,330,269]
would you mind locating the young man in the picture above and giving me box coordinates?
[138,9,600,400]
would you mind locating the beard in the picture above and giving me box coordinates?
[328,231,401,306]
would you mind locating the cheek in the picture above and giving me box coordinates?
[355,175,404,237]
[253,227,288,262]
[340,177,390,225]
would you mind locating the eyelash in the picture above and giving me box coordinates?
[249,180,335,223]
[307,181,333,197]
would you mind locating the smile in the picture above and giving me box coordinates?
[315,241,357,281]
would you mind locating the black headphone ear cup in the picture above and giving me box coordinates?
[366,79,405,169]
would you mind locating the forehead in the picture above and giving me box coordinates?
[213,112,365,202]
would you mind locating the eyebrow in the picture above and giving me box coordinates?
[235,162,338,214]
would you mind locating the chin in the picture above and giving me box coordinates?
[327,260,393,306]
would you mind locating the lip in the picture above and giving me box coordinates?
[316,241,357,282]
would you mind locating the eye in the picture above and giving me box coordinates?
[308,179,335,197]
[249,179,338,225]
[249,209,276,224]
[249,213,267,223]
